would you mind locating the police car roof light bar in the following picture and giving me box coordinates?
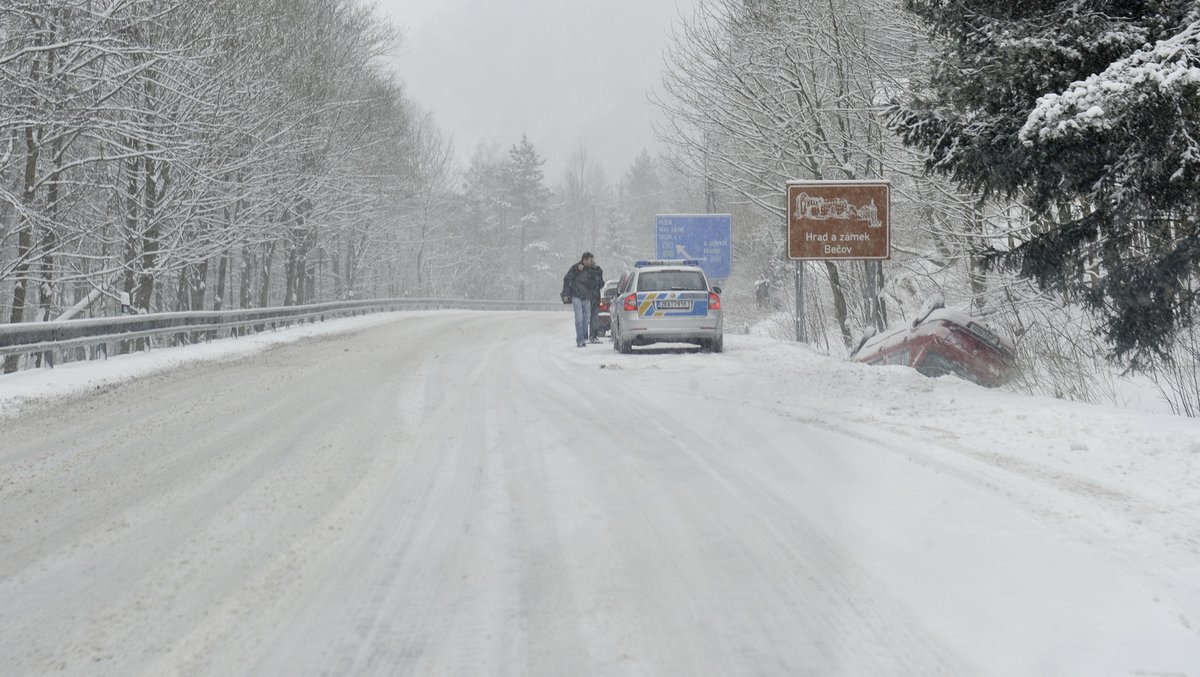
[635,259,701,268]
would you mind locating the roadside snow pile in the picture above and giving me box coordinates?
[747,311,796,341]
[748,335,1200,509]
[579,333,1200,519]
[573,331,1200,640]
[0,312,434,418]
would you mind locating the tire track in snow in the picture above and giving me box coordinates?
[0,313,481,675]
[523,332,973,676]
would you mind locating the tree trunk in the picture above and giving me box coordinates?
[186,259,210,343]
[3,232,33,373]
[300,221,317,305]
[3,125,42,374]
[518,222,527,301]
[191,260,208,311]
[824,261,852,348]
[284,246,297,306]
[330,250,342,300]
[36,136,64,367]
[173,266,190,345]
[176,266,190,312]
[237,248,253,335]
[416,237,425,297]
[259,243,274,309]
[344,235,356,298]
[239,247,253,310]
[875,261,888,327]
[214,252,229,311]
[863,260,887,331]
[967,199,987,312]
[304,257,316,305]
[122,152,140,308]
[135,156,160,313]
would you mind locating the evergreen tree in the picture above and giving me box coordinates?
[598,202,637,274]
[891,1,1200,361]
[505,134,553,300]
[557,147,610,257]
[621,149,666,257]
[461,143,511,298]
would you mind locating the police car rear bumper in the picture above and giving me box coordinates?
[620,314,722,343]
[628,327,720,339]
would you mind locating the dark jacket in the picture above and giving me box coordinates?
[562,262,604,300]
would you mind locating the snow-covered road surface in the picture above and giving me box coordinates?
[2,311,1198,676]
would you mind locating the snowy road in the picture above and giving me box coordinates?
[1,311,1198,676]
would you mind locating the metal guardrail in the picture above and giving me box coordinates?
[0,298,565,359]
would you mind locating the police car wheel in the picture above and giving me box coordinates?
[711,336,724,353]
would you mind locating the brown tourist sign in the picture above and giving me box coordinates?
[787,181,891,260]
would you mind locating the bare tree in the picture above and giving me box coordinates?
[0,0,456,370]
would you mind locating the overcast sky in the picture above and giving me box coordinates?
[375,0,695,182]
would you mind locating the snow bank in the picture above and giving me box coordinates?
[0,311,443,418]
[576,333,1200,511]
[567,330,1200,666]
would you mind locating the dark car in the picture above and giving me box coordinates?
[850,296,1016,387]
[596,280,619,337]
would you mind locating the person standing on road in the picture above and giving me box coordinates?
[561,252,602,348]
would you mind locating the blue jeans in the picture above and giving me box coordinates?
[571,296,590,345]
[589,298,600,339]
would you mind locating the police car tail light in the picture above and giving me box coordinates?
[623,294,638,312]
[708,292,721,311]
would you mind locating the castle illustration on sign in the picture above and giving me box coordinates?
[793,192,882,229]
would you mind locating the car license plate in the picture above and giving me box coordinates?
[657,300,691,310]
[968,322,1000,347]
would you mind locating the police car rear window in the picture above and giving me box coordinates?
[637,271,707,292]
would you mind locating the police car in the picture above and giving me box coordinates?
[611,260,724,353]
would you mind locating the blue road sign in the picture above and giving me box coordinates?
[655,214,732,279]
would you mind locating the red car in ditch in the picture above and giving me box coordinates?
[850,297,1017,387]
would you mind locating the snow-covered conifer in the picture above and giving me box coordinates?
[891,0,1200,360]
